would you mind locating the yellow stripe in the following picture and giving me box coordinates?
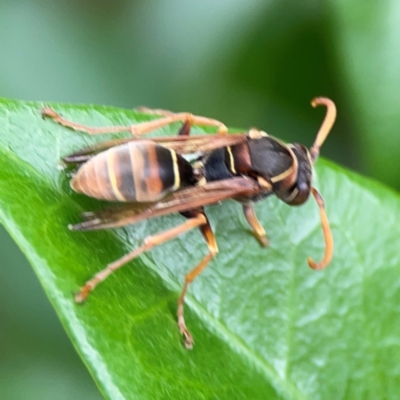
[270,165,294,183]
[129,142,145,201]
[94,156,110,199]
[107,148,126,201]
[285,188,299,203]
[270,145,298,184]
[226,146,237,174]
[248,129,268,139]
[257,176,272,190]
[170,149,181,190]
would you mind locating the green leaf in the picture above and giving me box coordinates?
[1,98,400,399]
[330,0,400,189]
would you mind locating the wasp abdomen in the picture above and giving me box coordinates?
[71,140,194,202]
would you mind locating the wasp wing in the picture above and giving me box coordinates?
[70,177,260,231]
[151,133,247,154]
[63,138,133,164]
[63,133,248,164]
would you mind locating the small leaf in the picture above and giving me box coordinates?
[1,98,400,399]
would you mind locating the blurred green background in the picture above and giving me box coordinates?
[1,1,399,398]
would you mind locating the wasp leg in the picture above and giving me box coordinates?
[135,107,176,116]
[74,213,208,303]
[177,211,218,349]
[135,106,228,136]
[307,187,333,270]
[135,109,197,137]
[42,107,228,137]
[134,108,217,137]
[242,204,269,247]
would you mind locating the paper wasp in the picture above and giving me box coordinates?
[42,97,336,349]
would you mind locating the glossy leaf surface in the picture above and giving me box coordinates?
[1,98,400,399]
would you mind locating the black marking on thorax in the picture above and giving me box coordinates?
[202,148,235,182]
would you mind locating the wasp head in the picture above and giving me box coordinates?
[276,143,312,206]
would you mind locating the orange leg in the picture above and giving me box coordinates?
[42,107,228,137]
[307,187,333,270]
[135,108,209,137]
[177,213,218,349]
[74,214,208,303]
[242,204,269,247]
[135,107,176,117]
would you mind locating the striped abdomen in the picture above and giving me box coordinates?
[70,140,195,202]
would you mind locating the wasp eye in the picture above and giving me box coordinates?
[297,181,309,193]
[285,185,308,206]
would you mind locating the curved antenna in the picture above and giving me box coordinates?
[309,97,337,163]
[307,187,333,270]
